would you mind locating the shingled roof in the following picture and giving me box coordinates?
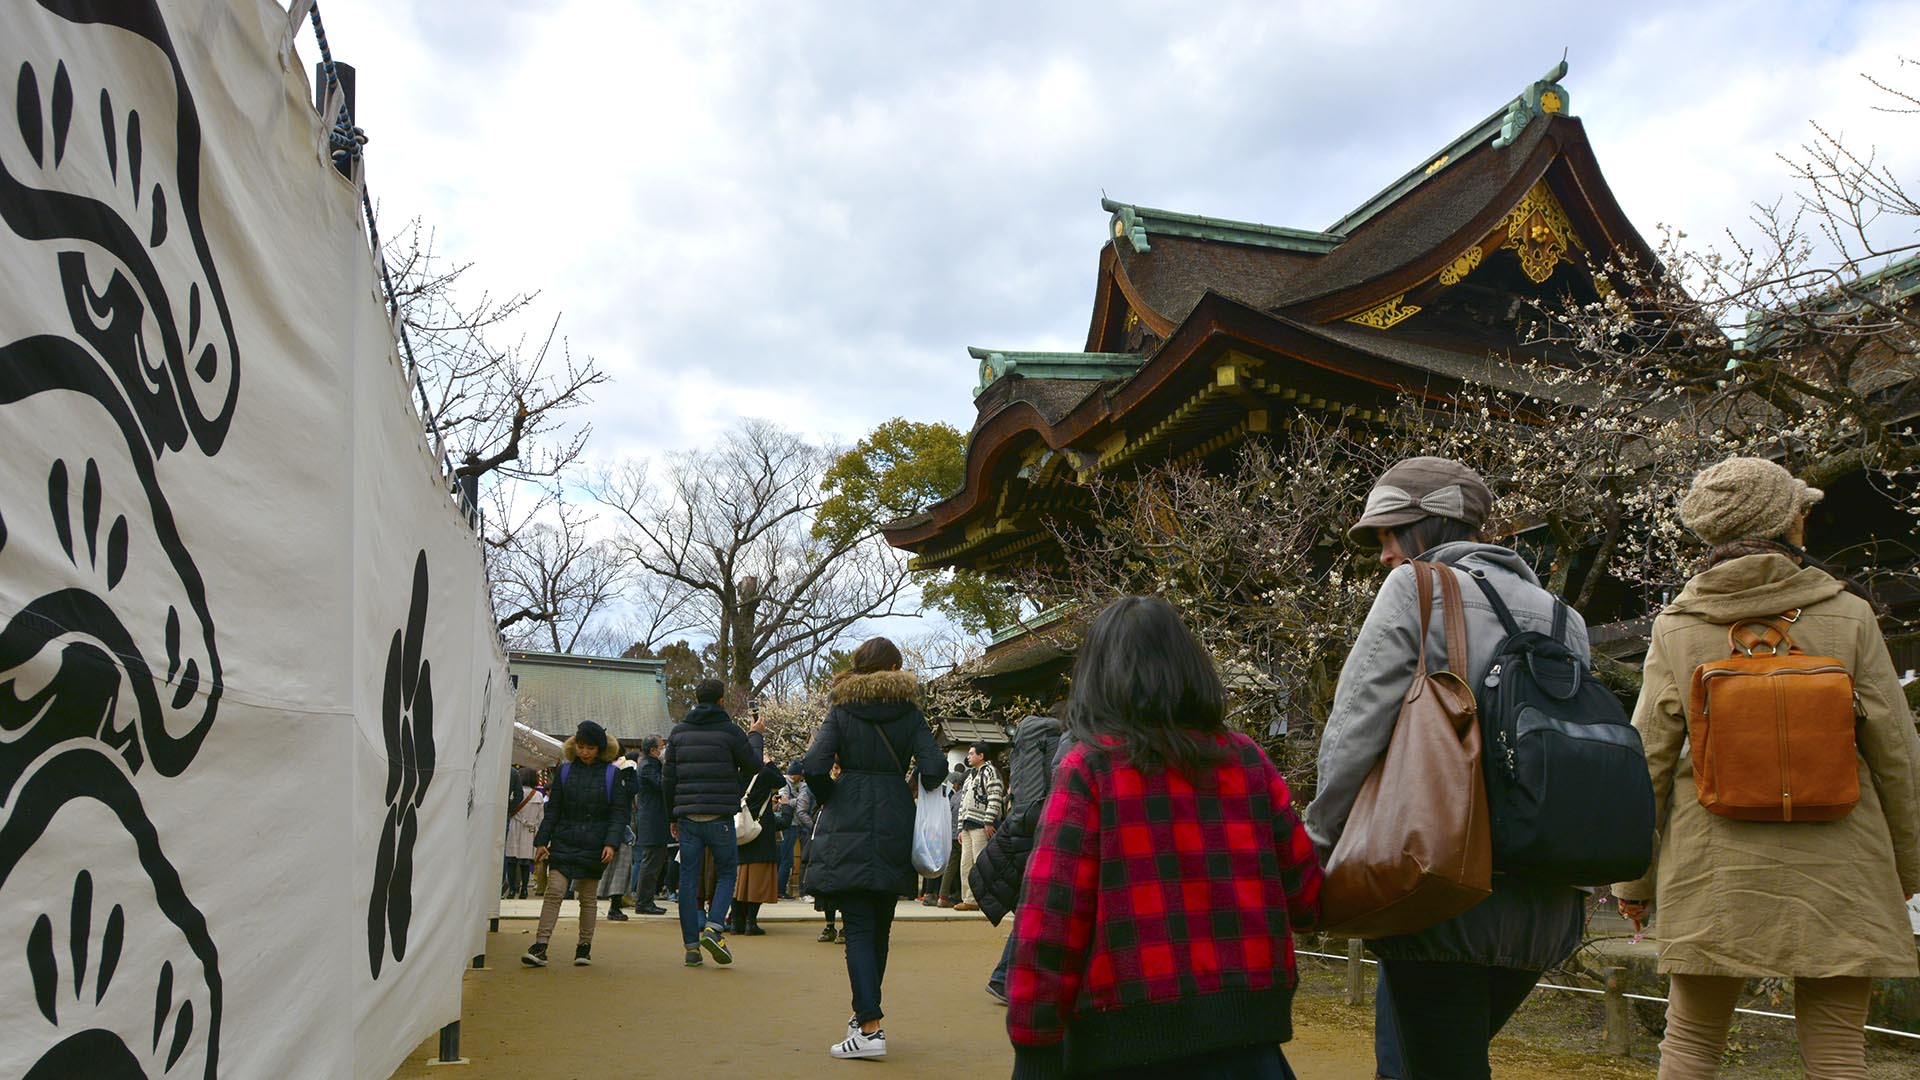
[508,650,672,748]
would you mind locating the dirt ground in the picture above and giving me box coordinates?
[392,910,1659,1079]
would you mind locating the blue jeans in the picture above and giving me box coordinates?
[775,828,798,895]
[838,892,897,1023]
[675,817,737,946]
[1375,962,1406,1078]
[990,913,1014,989]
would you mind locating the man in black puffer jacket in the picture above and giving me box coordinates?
[663,679,764,967]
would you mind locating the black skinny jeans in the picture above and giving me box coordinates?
[836,891,897,1024]
[1376,959,1540,1080]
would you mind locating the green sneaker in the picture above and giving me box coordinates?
[699,925,733,965]
[683,947,703,968]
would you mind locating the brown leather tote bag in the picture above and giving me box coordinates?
[1321,561,1494,938]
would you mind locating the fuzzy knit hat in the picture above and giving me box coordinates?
[1678,457,1824,545]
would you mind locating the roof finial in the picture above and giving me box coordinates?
[1493,56,1572,149]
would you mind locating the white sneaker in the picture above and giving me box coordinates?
[829,1028,886,1059]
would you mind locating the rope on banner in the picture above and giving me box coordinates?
[1295,948,1920,1041]
[302,3,446,485]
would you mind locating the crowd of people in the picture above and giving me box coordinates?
[498,454,1919,1080]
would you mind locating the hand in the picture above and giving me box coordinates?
[984,825,996,840]
[1617,899,1650,933]
[750,715,767,735]
[670,822,679,840]
[534,845,548,861]
[600,846,615,864]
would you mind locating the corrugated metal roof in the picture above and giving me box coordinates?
[508,651,671,746]
[933,718,1012,748]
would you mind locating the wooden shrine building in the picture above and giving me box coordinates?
[883,63,1664,701]
[885,62,1651,580]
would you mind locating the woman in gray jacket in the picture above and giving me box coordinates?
[1306,456,1587,1079]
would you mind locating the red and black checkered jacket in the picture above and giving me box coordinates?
[1006,733,1323,1079]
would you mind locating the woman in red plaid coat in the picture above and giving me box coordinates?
[1006,596,1324,1079]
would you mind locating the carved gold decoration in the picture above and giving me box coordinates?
[1123,308,1140,332]
[1438,246,1484,286]
[1500,181,1584,284]
[1345,294,1421,329]
[1539,89,1564,115]
[1424,154,1450,175]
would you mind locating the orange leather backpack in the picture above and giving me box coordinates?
[1686,613,1860,822]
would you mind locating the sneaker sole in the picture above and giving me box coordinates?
[573,959,591,966]
[829,1045,886,1059]
[700,936,733,965]
[521,956,547,968]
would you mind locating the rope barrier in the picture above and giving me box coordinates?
[1296,948,1920,1041]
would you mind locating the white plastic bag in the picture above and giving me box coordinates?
[912,782,953,877]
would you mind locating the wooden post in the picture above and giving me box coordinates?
[1345,939,1367,1006]
[1603,965,1631,1056]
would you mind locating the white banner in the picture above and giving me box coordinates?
[0,2,513,1077]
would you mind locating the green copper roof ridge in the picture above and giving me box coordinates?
[968,346,1144,363]
[1101,196,1343,253]
[1326,57,1571,236]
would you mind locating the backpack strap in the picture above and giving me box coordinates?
[604,763,617,802]
[1468,569,1526,638]
[560,762,571,785]
[1550,598,1570,646]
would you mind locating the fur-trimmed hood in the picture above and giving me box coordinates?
[829,669,921,706]
[561,734,621,763]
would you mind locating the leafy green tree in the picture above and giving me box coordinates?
[623,638,715,719]
[816,418,1022,635]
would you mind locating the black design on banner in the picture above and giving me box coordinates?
[1,3,235,1073]
[467,672,492,819]
[0,750,221,1078]
[369,552,436,978]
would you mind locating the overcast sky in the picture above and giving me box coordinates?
[314,0,1920,465]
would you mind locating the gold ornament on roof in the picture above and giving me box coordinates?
[1501,181,1584,284]
[1424,154,1451,175]
[1438,246,1484,286]
[1123,308,1140,332]
[1345,294,1421,330]
[1540,89,1564,115]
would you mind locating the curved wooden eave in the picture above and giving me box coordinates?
[883,292,1482,554]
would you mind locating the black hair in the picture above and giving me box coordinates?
[968,743,991,758]
[1388,516,1482,561]
[517,766,538,787]
[1066,595,1228,775]
[640,735,663,756]
[695,678,725,705]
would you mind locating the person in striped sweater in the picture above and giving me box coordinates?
[1006,595,1323,1079]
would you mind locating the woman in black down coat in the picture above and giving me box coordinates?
[803,637,947,1061]
[522,721,631,968]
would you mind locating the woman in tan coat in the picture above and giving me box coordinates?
[1613,457,1920,1080]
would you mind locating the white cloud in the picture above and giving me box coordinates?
[310,0,1920,472]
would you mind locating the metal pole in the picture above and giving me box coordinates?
[311,61,357,178]
[438,1021,460,1062]
[488,917,500,933]
[471,953,485,970]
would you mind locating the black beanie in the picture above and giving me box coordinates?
[575,720,608,751]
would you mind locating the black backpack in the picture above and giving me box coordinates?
[1468,571,1655,886]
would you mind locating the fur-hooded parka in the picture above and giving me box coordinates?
[802,670,949,898]
[534,736,632,880]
